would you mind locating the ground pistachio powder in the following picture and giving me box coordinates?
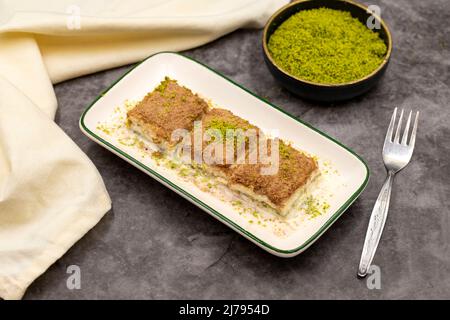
[268,8,387,84]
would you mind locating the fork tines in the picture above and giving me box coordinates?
[386,107,419,147]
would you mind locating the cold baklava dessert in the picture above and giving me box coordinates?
[127,77,319,216]
[127,77,208,150]
[228,141,318,216]
[190,108,260,180]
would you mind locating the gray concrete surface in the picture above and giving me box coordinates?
[25,0,450,299]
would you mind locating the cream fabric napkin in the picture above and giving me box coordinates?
[0,0,288,299]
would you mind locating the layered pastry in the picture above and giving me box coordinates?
[127,77,319,216]
[127,77,208,150]
[228,141,319,216]
[190,108,260,179]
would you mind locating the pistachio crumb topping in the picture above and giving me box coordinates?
[268,8,387,84]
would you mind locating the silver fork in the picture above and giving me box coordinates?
[357,108,419,278]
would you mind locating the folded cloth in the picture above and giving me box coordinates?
[0,0,288,299]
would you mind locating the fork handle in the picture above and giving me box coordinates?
[358,172,394,277]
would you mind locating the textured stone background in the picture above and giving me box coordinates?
[25,0,449,299]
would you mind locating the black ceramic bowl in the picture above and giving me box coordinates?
[262,0,392,102]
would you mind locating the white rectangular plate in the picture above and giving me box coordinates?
[80,52,369,257]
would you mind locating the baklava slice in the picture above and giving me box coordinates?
[228,141,319,216]
[127,77,208,150]
[190,108,260,179]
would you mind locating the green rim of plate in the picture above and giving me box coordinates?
[79,51,370,255]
